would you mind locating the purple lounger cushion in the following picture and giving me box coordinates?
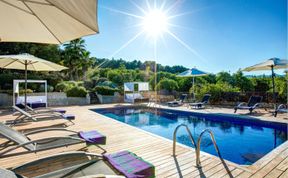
[53,109,66,114]
[62,114,75,120]
[104,150,155,178]
[78,130,106,144]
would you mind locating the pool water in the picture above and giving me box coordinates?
[93,107,287,165]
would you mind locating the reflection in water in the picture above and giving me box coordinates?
[96,107,288,165]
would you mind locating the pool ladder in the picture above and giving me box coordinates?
[173,124,222,167]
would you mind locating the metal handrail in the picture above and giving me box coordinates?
[173,124,197,156]
[196,129,221,167]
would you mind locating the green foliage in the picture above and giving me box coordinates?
[19,89,33,95]
[275,77,287,102]
[98,81,118,88]
[66,86,87,97]
[156,78,179,92]
[94,86,119,95]
[232,70,254,92]
[55,81,77,92]
[197,83,239,103]
[216,72,234,85]
[150,72,177,90]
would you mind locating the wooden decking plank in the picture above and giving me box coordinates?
[263,168,283,178]
[221,168,244,178]
[0,105,287,178]
[278,169,288,178]
[276,156,288,171]
[250,148,288,178]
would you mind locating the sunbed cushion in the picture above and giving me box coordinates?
[62,114,75,120]
[236,106,253,110]
[104,150,155,178]
[78,130,106,144]
[53,109,66,114]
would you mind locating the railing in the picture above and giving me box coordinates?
[195,129,221,167]
[173,125,222,167]
[173,124,197,156]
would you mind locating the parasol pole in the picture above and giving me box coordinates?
[271,65,276,108]
[193,76,195,100]
[24,60,27,111]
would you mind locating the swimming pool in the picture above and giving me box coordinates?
[93,107,287,165]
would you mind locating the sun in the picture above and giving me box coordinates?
[142,10,168,37]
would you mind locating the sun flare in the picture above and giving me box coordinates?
[142,10,168,37]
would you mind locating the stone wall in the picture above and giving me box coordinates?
[97,92,123,104]
[0,92,90,108]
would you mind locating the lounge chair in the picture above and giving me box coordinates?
[167,94,187,107]
[0,122,106,157]
[20,102,67,115]
[10,105,75,125]
[234,96,263,114]
[274,104,288,117]
[189,94,211,109]
[8,151,155,178]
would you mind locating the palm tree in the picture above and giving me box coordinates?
[63,38,86,80]
[81,51,93,81]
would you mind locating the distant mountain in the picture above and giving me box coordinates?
[245,74,286,78]
[93,58,188,74]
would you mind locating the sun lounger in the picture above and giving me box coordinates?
[11,105,74,124]
[0,122,106,157]
[9,151,155,178]
[274,104,288,117]
[189,94,211,109]
[167,94,187,107]
[21,103,67,115]
[234,95,263,114]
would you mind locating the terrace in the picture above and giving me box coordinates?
[0,104,287,177]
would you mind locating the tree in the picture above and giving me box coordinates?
[232,70,254,92]
[63,38,87,80]
[216,71,234,85]
[156,78,179,92]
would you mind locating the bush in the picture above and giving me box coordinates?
[66,86,87,97]
[156,78,179,92]
[55,82,68,92]
[55,81,77,92]
[98,81,118,88]
[197,82,239,103]
[94,86,119,95]
[19,89,33,95]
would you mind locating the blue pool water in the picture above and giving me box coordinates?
[93,107,287,165]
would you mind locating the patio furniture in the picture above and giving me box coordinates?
[274,104,288,117]
[11,105,74,125]
[10,151,155,178]
[167,94,187,107]
[20,102,66,114]
[0,123,106,157]
[234,96,263,114]
[189,94,211,109]
[124,82,150,103]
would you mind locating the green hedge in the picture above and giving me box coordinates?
[156,78,179,92]
[94,86,119,95]
[66,86,87,97]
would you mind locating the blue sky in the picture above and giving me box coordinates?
[83,0,287,74]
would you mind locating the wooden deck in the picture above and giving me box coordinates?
[0,104,287,178]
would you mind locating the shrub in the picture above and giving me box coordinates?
[196,82,239,103]
[55,81,78,92]
[19,89,33,95]
[66,86,87,97]
[98,81,118,88]
[55,82,69,92]
[156,78,179,92]
[94,86,119,95]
